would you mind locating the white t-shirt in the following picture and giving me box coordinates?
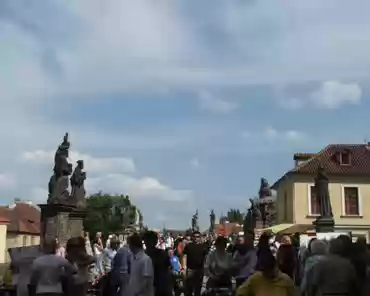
[94,243,102,256]
[128,251,154,296]
[31,254,76,294]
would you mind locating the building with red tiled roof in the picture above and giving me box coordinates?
[272,143,370,241]
[0,201,41,263]
[215,222,243,237]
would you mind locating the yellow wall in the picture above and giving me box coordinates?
[293,175,370,227]
[5,233,40,263]
[0,223,7,264]
[276,176,295,224]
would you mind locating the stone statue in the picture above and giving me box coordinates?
[134,207,140,226]
[70,160,87,209]
[243,198,260,233]
[210,210,215,233]
[315,165,333,217]
[48,133,73,205]
[259,178,272,199]
[192,210,199,232]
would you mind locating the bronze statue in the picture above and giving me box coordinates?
[315,165,333,217]
[70,160,87,209]
[48,133,73,205]
[210,210,215,233]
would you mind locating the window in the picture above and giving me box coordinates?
[340,152,350,165]
[344,187,360,215]
[309,185,320,215]
[22,235,27,246]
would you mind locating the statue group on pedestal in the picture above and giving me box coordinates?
[48,133,87,209]
[191,210,199,232]
[243,198,260,234]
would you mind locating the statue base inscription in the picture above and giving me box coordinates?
[313,216,335,233]
[39,204,86,247]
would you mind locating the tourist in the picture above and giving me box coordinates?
[143,230,172,296]
[300,239,328,294]
[256,232,274,271]
[93,232,104,276]
[111,238,132,296]
[102,238,119,274]
[182,231,208,296]
[307,238,359,296]
[84,232,93,256]
[55,238,65,258]
[106,234,113,249]
[167,247,183,296]
[166,233,174,249]
[204,236,233,289]
[236,251,295,296]
[29,238,76,296]
[276,235,297,279]
[233,232,257,288]
[65,236,95,296]
[127,234,154,296]
[351,236,369,292]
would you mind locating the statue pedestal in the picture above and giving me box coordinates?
[313,216,335,233]
[39,204,87,247]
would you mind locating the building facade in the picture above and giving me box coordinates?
[0,201,40,263]
[273,144,370,240]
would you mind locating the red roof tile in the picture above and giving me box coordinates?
[273,144,370,188]
[0,217,9,223]
[0,202,40,235]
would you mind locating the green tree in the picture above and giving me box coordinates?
[226,208,244,224]
[83,192,143,238]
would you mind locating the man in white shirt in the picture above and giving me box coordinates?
[102,238,119,273]
[128,234,154,296]
[29,238,76,296]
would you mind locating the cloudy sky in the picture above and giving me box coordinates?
[1,0,370,229]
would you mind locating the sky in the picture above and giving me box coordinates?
[1,0,370,230]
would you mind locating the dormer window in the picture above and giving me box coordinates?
[340,152,351,165]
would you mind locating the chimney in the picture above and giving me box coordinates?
[293,153,316,168]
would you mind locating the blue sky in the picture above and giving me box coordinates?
[1,0,370,229]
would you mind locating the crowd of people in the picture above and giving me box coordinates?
[3,229,370,296]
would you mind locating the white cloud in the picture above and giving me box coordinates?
[0,173,17,189]
[264,127,306,142]
[20,150,136,174]
[264,127,279,139]
[87,174,192,202]
[190,158,201,169]
[279,81,362,110]
[311,81,362,109]
[198,91,238,114]
[279,97,305,110]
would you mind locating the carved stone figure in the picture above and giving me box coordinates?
[192,210,199,232]
[315,165,333,218]
[243,198,261,233]
[70,160,87,208]
[48,133,73,205]
[259,178,272,199]
[210,210,215,233]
